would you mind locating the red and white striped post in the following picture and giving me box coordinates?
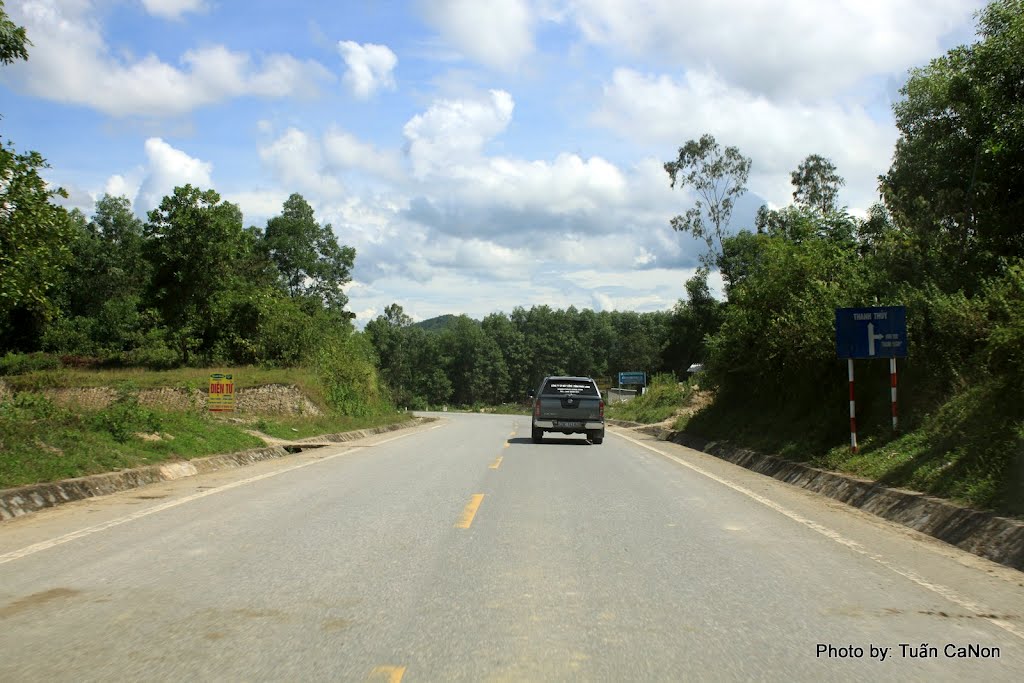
[848,358,857,453]
[890,357,899,433]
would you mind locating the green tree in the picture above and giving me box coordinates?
[482,312,530,400]
[790,154,845,214]
[664,134,752,265]
[879,0,1024,288]
[264,193,356,314]
[0,145,72,322]
[143,185,250,363]
[662,269,724,375]
[0,1,29,66]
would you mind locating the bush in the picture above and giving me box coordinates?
[315,332,392,417]
[607,373,688,424]
[0,391,60,420]
[123,329,180,370]
[0,352,61,376]
[90,387,162,443]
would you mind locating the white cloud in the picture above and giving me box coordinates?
[402,89,514,176]
[141,0,207,20]
[323,127,404,181]
[3,1,332,117]
[221,190,291,227]
[104,173,141,201]
[259,128,346,199]
[593,68,897,210]
[134,137,214,213]
[562,0,981,97]
[337,41,398,99]
[420,0,535,71]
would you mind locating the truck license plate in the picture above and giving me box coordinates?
[556,421,580,428]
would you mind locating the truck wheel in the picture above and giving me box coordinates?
[592,437,604,445]
[532,427,543,443]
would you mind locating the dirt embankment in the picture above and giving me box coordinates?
[1,383,322,416]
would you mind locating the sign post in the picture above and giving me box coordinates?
[208,373,235,412]
[835,306,907,451]
[617,371,646,387]
[848,358,857,453]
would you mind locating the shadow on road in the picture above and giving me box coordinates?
[508,436,592,446]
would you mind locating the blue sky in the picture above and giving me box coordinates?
[1,0,985,325]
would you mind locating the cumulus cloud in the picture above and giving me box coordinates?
[259,128,345,199]
[323,127,404,181]
[402,89,514,176]
[3,1,332,116]
[337,41,398,99]
[141,0,207,20]
[562,0,980,97]
[419,0,535,71]
[134,137,214,213]
[593,68,897,210]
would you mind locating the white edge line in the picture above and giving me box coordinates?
[0,428,423,566]
[611,429,1024,642]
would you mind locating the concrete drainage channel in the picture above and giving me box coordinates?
[0,418,433,522]
[607,420,1024,572]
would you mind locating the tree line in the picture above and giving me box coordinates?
[363,304,704,408]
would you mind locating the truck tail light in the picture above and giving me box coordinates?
[599,400,605,418]
[534,400,541,417]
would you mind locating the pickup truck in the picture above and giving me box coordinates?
[528,376,605,444]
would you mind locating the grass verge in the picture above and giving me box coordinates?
[0,392,264,489]
[683,377,1024,517]
[606,375,691,424]
[0,388,413,489]
[254,412,414,440]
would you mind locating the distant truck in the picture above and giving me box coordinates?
[528,376,605,445]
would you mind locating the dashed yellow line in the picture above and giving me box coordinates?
[504,441,510,448]
[367,665,406,682]
[455,494,485,529]
[489,456,503,469]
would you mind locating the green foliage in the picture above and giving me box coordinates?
[0,1,29,66]
[790,154,845,214]
[606,374,689,424]
[264,193,356,313]
[143,185,257,363]
[880,0,1024,290]
[315,332,391,417]
[705,230,871,401]
[664,133,752,264]
[0,144,73,319]
[90,387,161,443]
[0,352,61,375]
[661,269,723,375]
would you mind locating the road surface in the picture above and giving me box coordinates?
[1,412,1022,681]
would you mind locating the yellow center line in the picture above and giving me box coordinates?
[504,441,510,448]
[455,494,485,528]
[489,455,503,469]
[509,431,516,437]
[367,665,406,682]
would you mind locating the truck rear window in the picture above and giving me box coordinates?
[541,380,599,397]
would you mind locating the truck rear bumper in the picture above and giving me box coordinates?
[534,420,604,430]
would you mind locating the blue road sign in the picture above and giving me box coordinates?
[618,371,647,386]
[835,306,907,359]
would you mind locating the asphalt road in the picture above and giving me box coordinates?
[1,412,1023,682]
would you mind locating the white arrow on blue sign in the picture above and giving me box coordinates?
[835,306,907,359]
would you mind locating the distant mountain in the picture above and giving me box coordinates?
[413,314,472,332]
